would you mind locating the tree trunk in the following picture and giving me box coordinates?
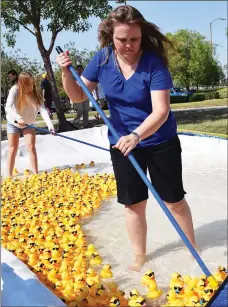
[43,55,69,132]
[34,27,73,132]
[43,55,73,132]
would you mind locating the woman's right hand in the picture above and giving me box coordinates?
[56,50,72,71]
[17,119,26,128]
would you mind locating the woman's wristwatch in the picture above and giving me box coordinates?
[131,131,141,143]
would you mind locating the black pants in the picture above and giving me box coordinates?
[110,135,186,205]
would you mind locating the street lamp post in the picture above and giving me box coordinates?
[210,18,226,56]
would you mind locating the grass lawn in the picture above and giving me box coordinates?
[170,98,227,110]
[42,98,227,119]
[177,118,227,138]
[1,110,110,124]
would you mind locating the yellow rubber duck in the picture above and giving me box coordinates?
[168,299,185,307]
[213,266,227,283]
[90,252,103,266]
[107,282,119,298]
[141,270,156,287]
[128,289,140,306]
[172,281,185,296]
[166,289,177,303]
[85,296,98,306]
[186,277,199,289]
[197,295,210,306]
[74,274,86,291]
[146,283,162,299]
[110,297,121,306]
[100,264,113,279]
[203,285,215,298]
[62,283,76,301]
[13,168,19,175]
[184,294,200,306]
[134,296,146,307]
[28,254,38,267]
[47,269,60,284]
[24,169,31,175]
[81,163,86,168]
[116,289,128,306]
[95,285,109,306]
[169,272,183,289]
[195,279,207,296]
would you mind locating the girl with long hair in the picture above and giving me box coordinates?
[56,5,198,271]
[5,71,54,177]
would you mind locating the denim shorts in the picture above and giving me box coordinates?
[7,123,35,134]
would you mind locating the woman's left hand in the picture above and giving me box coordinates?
[113,133,139,156]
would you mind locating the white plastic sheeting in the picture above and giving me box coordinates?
[1,126,227,305]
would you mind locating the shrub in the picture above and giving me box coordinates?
[63,102,72,113]
[170,96,188,104]
[189,93,205,102]
[217,88,228,99]
[203,91,220,100]
[197,89,215,93]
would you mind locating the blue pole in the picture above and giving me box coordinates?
[30,126,109,152]
[56,46,212,276]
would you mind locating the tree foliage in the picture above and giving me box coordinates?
[1,48,42,97]
[2,0,111,131]
[167,29,225,89]
[54,42,98,97]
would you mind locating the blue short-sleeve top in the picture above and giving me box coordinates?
[82,47,177,147]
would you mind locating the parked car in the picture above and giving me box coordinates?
[170,87,191,96]
[170,88,195,101]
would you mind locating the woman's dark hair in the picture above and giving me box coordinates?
[98,5,173,66]
[7,69,18,76]
[76,65,84,70]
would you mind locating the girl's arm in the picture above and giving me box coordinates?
[5,86,23,122]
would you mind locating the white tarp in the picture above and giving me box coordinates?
[1,126,227,306]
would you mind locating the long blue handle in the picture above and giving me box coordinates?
[32,126,109,152]
[56,46,211,276]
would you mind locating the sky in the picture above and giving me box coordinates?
[2,1,227,69]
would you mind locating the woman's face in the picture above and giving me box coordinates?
[113,23,142,60]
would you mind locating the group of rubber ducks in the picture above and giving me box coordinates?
[12,161,96,177]
[141,269,227,306]
[1,167,227,306]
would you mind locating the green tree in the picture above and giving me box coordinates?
[167,30,193,90]
[2,0,111,131]
[1,48,42,98]
[167,29,225,90]
[54,42,97,97]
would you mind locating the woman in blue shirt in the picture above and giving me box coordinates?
[56,5,198,271]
